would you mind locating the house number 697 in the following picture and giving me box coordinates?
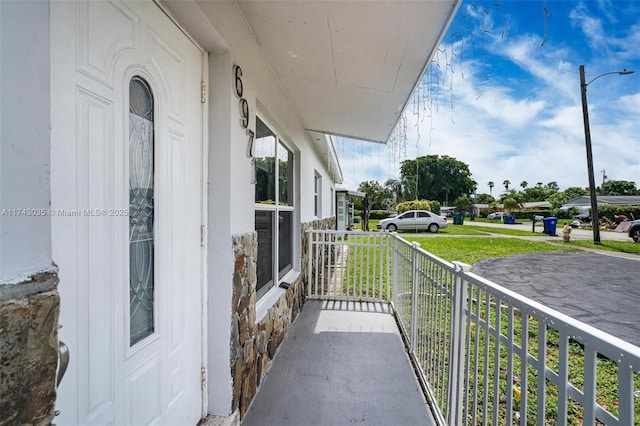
[234,65,256,183]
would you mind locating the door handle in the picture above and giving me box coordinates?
[57,340,69,387]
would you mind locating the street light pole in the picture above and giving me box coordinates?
[579,65,634,244]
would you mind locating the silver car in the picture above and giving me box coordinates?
[487,212,505,220]
[377,210,448,233]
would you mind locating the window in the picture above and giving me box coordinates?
[314,172,322,217]
[129,77,155,346]
[255,117,294,298]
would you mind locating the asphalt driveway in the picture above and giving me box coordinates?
[472,251,640,347]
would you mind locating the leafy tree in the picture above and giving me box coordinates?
[488,181,495,195]
[563,186,589,200]
[399,155,475,204]
[521,186,558,203]
[475,193,495,204]
[470,179,478,196]
[547,186,589,211]
[358,180,390,231]
[548,192,566,210]
[599,180,638,196]
[499,189,520,203]
[503,179,511,191]
[454,196,472,214]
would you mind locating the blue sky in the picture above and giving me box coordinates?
[335,0,640,195]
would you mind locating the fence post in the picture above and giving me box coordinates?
[391,235,398,306]
[449,262,470,426]
[410,242,420,351]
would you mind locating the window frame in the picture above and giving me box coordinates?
[254,116,295,299]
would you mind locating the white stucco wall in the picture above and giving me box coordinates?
[299,149,338,221]
[194,1,335,230]
[165,0,339,417]
[0,1,54,284]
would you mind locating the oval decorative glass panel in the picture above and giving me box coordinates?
[129,77,155,346]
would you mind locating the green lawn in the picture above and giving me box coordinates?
[461,224,541,237]
[565,239,640,255]
[404,236,578,265]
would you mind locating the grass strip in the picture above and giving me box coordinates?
[405,237,578,265]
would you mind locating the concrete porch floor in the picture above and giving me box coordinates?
[241,300,436,426]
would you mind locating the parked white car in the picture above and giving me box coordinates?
[487,212,505,220]
[377,210,448,233]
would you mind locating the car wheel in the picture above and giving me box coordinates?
[428,223,439,233]
[632,228,640,243]
[387,224,398,232]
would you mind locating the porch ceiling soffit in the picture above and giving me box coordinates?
[235,0,460,144]
[307,131,343,184]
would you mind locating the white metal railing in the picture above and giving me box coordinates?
[306,229,640,425]
[307,230,392,302]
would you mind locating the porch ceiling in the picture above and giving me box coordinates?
[235,0,460,143]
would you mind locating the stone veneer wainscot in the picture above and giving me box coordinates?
[0,272,60,426]
[229,217,335,417]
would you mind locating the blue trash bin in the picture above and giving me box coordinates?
[543,217,558,234]
[508,215,515,224]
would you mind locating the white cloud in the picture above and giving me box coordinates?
[570,3,606,50]
[620,92,640,113]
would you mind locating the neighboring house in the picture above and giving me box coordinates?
[470,203,489,216]
[0,1,459,424]
[521,201,551,210]
[335,189,366,231]
[562,196,640,209]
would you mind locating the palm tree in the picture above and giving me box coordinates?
[384,178,403,205]
[536,182,543,188]
[488,181,494,195]
[503,197,523,213]
[503,179,511,191]
[520,181,528,190]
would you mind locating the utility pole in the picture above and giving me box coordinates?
[579,65,634,244]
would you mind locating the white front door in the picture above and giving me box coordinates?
[51,1,204,424]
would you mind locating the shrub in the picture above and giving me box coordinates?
[397,200,440,214]
[599,205,640,221]
[369,210,393,219]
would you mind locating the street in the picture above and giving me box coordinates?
[464,219,631,242]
